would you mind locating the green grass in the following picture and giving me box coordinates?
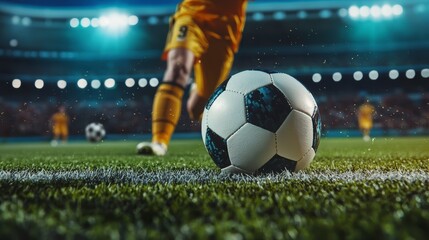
[0,137,429,239]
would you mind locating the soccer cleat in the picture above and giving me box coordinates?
[363,135,371,142]
[136,142,167,156]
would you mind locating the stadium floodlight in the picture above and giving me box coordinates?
[369,70,379,80]
[370,5,381,18]
[125,78,135,87]
[12,79,21,89]
[138,78,148,87]
[405,69,416,79]
[57,80,67,89]
[9,39,18,47]
[389,69,399,80]
[21,17,31,26]
[91,18,100,28]
[348,6,360,18]
[332,72,342,82]
[312,73,322,83]
[70,18,79,28]
[359,6,370,18]
[353,71,363,81]
[421,69,429,78]
[297,11,308,19]
[147,16,159,25]
[99,12,129,34]
[338,8,348,18]
[149,78,159,87]
[392,4,403,16]
[35,79,44,89]
[273,11,286,20]
[80,18,91,28]
[99,16,109,27]
[91,79,101,89]
[12,16,20,25]
[77,78,88,89]
[252,12,264,21]
[104,78,116,88]
[381,4,393,18]
[128,15,139,25]
[319,10,332,19]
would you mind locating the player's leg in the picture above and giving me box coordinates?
[138,49,194,156]
[51,125,60,146]
[61,125,69,143]
[187,39,235,120]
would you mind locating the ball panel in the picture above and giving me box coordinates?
[205,77,230,111]
[226,70,272,95]
[207,91,246,139]
[244,84,291,133]
[227,123,276,173]
[205,127,231,169]
[271,73,316,116]
[312,106,322,152]
[276,110,313,160]
[221,165,252,175]
[201,108,209,146]
[295,148,315,172]
[256,154,297,174]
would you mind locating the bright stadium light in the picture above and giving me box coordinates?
[149,78,159,87]
[99,16,109,27]
[392,4,403,16]
[349,6,360,18]
[359,6,370,18]
[138,78,148,87]
[35,79,44,89]
[332,72,342,82]
[70,18,79,28]
[125,78,135,87]
[389,69,399,80]
[405,69,416,79]
[22,17,31,26]
[12,16,20,25]
[421,69,429,78]
[80,18,91,28]
[338,8,348,18]
[319,10,332,19]
[12,79,21,88]
[273,11,286,20]
[370,5,381,18]
[381,4,393,17]
[353,71,363,81]
[9,39,18,47]
[128,15,139,25]
[252,12,264,21]
[147,16,159,25]
[312,73,322,83]
[104,78,116,88]
[91,79,101,89]
[57,80,67,89]
[297,11,308,19]
[91,18,100,27]
[369,70,379,80]
[77,78,88,88]
[99,12,129,34]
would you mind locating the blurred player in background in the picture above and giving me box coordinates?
[357,101,375,142]
[51,106,69,146]
[137,0,248,156]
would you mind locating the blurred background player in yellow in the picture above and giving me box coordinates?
[137,0,248,156]
[51,106,69,146]
[357,101,375,142]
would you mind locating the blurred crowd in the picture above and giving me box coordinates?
[1,92,429,137]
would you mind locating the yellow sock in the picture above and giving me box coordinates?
[152,83,184,146]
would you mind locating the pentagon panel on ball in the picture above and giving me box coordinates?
[202,70,321,175]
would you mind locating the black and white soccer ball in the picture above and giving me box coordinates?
[202,70,321,174]
[85,122,106,143]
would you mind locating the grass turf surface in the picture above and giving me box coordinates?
[0,137,428,239]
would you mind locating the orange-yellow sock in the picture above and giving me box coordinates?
[152,82,184,146]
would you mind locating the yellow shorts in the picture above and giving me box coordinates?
[53,125,68,137]
[162,10,241,99]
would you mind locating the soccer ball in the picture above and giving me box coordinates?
[85,122,106,143]
[201,70,321,174]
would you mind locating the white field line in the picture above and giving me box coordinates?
[0,169,428,184]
